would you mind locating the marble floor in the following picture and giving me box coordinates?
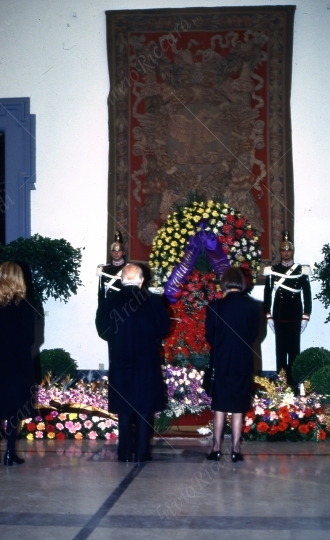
[0,436,330,540]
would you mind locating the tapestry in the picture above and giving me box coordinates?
[106,6,295,265]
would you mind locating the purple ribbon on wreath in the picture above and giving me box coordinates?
[164,223,230,304]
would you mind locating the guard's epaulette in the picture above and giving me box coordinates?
[263,266,273,276]
[301,265,311,276]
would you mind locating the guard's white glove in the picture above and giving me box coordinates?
[267,318,275,333]
[301,319,309,334]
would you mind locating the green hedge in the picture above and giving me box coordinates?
[40,348,78,382]
[292,347,330,385]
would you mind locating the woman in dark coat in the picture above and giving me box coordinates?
[205,267,259,462]
[0,262,35,466]
[96,263,170,463]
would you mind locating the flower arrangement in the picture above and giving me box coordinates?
[18,377,118,440]
[21,411,118,441]
[37,377,109,411]
[149,199,261,287]
[179,269,223,312]
[242,371,330,442]
[163,366,211,418]
[164,299,210,368]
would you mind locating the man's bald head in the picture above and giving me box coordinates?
[121,264,144,287]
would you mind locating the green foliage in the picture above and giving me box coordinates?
[310,365,330,395]
[0,234,83,304]
[40,348,78,382]
[292,347,330,384]
[312,243,330,323]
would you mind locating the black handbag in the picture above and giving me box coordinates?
[202,365,215,397]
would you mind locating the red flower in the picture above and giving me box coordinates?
[217,235,226,244]
[46,424,56,433]
[278,422,289,432]
[56,432,66,440]
[222,224,232,234]
[298,424,310,434]
[290,419,299,429]
[304,408,313,418]
[45,414,54,421]
[308,421,316,430]
[269,425,279,435]
[27,422,36,432]
[243,426,251,433]
[234,229,244,239]
[226,235,234,245]
[318,430,327,440]
[245,411,255,420]
[235,218,246,228]
[226,214,235,223]
[256,422,269,432]
[246,229,253,239]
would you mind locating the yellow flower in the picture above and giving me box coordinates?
[37,422,45,430]
[171,241,178,247]
[202,213,210,219]
[181,229,187,234]
[174,233,181,239]
[197,207,204,214]
[209,219,216,225]
[212,210,219,217]
[47,432,55,439]
[180,238,186,243]
[193,216,201,223]
[26,433,34,440]
[69,413,78,420]
[167,227,173,233]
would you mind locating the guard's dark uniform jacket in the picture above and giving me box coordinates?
[264,263,312,321]
[263,263,312,378]
[96,262,125,304]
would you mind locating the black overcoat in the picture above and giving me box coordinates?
[0,301,35,419]
[96,286,170,414]
[205,292,259,413]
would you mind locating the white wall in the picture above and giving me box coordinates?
[1,0,329,369]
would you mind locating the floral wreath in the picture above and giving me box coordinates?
[149,200,262,291]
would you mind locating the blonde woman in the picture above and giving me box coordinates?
[0,262,35,466]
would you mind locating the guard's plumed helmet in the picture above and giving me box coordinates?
[111,231,125,252]
[280,230,293,251]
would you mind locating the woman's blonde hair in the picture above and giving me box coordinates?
[0,261,27,306]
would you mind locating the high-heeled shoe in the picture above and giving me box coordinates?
[3,450,25,466]
[207,451,221,461]
[231,451,244,463]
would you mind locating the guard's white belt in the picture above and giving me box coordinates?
[275,283,302,293]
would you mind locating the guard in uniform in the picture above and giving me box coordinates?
[263,232,312,381]
[96,231,126,304]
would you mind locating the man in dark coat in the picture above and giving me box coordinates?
[263,232,312,382]
[96,231,126,305]
[96,263,170,463]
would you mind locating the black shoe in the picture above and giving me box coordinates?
[231,451,243,463]
[207,451,221,461]
[4,451,25,466]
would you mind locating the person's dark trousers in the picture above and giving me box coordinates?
[274,321,301,385]
[117,413,134,461]
[117,412,152,462]
[134,412,152,462]
[5,420,18,452]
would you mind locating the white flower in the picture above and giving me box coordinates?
[197,427,212,435]
[255,406,264,415]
